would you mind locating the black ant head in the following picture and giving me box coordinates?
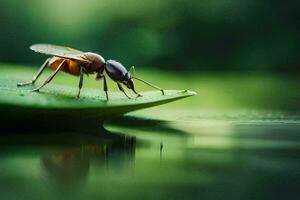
[123,72,135,90]
[105,60,136,90]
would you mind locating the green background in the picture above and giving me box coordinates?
[0,1,299,200]
[1,0,300,73]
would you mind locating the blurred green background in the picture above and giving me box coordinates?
[0,2,300,200]
[1,0,300,73]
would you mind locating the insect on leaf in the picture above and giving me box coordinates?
[0,64,196,122]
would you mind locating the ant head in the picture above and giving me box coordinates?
[122,72,135,89]
[105,60,135,89]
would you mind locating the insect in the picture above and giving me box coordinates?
[17,44,164,100]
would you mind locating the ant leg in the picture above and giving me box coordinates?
[132,88,142,98]
[132,77,165,95]
[103,75,109,100]
[17,58,50,87]
[30,60,66,92]
[76,66,84,98]
[117,82,131,99]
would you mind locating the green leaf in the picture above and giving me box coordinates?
[0,64,196,121]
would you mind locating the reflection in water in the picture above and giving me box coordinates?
[0,125,137,199]
[160,142,163,164]
[0,114,299,200]
[41,149,90,186]
[40,135,136,190]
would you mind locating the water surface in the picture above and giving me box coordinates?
[0,109,299,200]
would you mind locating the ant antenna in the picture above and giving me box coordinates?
[132,76,165,95]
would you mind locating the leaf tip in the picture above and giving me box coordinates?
[179,90,197,96]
